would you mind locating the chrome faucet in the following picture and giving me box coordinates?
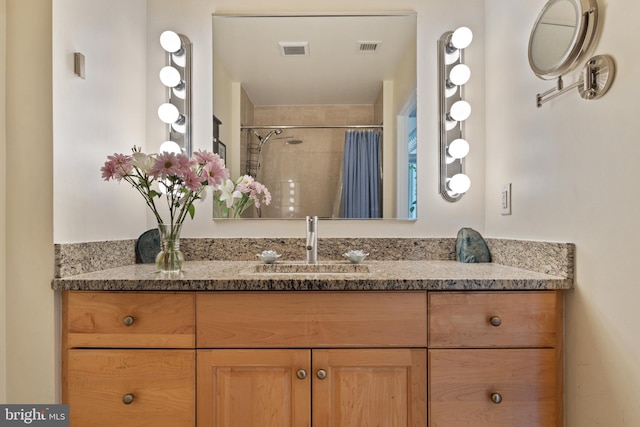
[306,216,318,264]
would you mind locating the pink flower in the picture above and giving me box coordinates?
[201,159,229,187]
[250,181,271,208]
[100,153,132,181]
[175,153,195,178]
[182,168,202,192]
[194,150,223,166]
[149,152,181,179]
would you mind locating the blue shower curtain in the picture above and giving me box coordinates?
[341,130,382,218]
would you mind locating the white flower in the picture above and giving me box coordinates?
[132,152,154,172]
[217,179,242,208]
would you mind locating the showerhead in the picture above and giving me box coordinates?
[254,129,283,147]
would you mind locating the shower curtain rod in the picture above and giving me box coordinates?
[241,124,383,130]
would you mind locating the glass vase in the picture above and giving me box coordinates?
[155,223,184,273]
[213,203,239,219]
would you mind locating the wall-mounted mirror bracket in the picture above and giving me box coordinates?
[536,54,615,107]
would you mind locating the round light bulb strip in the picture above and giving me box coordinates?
[438,27,473,202]
[158,30,192,156]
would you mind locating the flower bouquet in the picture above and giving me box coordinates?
[213,175,272,219]
[100,146,228,272]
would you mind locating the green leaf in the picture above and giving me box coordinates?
[188,203,196,219]
[149,190,161,199]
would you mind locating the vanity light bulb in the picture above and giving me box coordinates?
[448,173,471,194]
[172,120,186,134]
[160,30,182,53]
[444,48,460,65]
[449,64,471,86]
[449,100,471,122]
[447,138,470,159]
[159,66,181,88]
[159,140,181,154]
[451,27,473,50]
[158,103,180,124]
[172,85,186,100]
[172,52,186,68]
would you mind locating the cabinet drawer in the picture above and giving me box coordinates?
[66,349,195,427]
[197,292,427,348]
[428,291,560,348]
[429,349,560,427]
[64,292,195,348]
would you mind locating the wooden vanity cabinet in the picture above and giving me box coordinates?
[196,292,428,427]
[428,291,563,427]
[62,289,563,427]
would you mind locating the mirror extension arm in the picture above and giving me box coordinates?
[536,54,615,108]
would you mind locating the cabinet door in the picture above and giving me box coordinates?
[197,350,311,427]
[429,349,559,427]
[66,349,195,427]
[312,349,427,427]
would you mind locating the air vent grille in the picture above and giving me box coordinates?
[279,42,309,56]
[358,41,382,53]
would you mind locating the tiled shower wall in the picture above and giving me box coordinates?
[248,104,378,218]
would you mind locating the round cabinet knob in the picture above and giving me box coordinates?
[123,315,135,326]
[490,392,502,404]
[122,393,135,404]
[296,369,307,380]
[316,369,327,380]
[489,316,502,327]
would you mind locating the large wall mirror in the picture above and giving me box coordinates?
[213,13,417,220]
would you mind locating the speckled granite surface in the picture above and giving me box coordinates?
[54,237,456,278]
[51,260,572,291]
[52,237,575,291]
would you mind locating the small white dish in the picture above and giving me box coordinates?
[257,250,281,264]
[343,250,369,264]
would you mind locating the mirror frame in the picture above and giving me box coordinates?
[528,0,598,80]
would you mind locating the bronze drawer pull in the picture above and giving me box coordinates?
[489,316,502,327]
[490,392,502,404]
[122,315,135,326]
[122,393,135,404]
[296,369,307,380]
[316,369,327,380]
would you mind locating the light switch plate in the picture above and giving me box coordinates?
[501,183,511,215]
[500,183,511,215]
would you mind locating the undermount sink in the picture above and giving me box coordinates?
[254,262,370,274]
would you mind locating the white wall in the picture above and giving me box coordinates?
[485,0,640,425]
[53,0,148,243]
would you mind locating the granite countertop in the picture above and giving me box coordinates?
[51,260,572,291]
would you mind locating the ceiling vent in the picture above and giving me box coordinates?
[358,41,382,53]
[279,42,309,56]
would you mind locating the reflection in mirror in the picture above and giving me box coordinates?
[528,0,597,79]
[213,13,417,219]
[530,0,578,72]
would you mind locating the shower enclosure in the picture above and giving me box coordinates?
[242,125,382,219]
